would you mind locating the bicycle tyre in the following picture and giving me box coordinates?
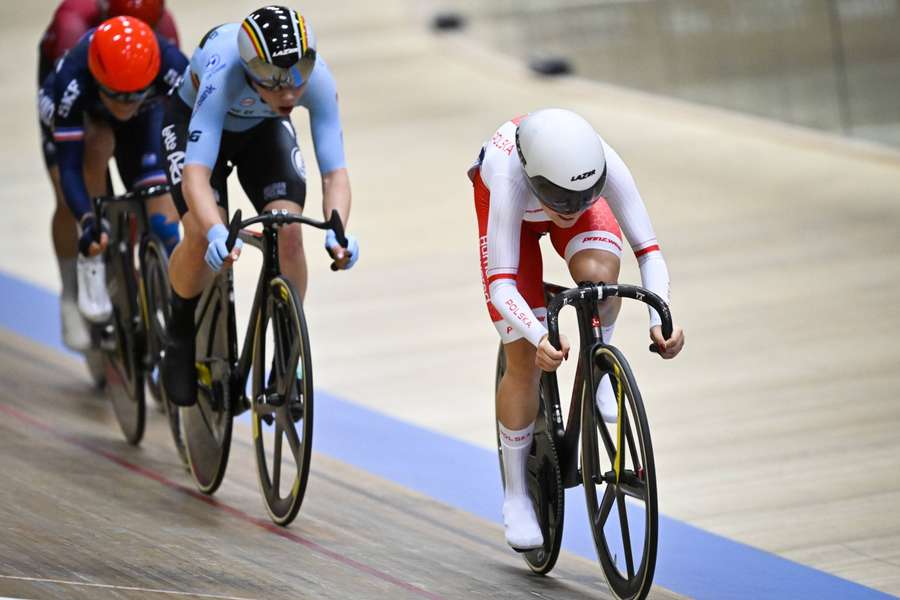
[494,344,564,575]
[140,237,188,466]
[580,344,657,600]
[252,276,313,526]
[104,236,146,445]
[182,281,233,494]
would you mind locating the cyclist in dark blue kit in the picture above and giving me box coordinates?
[37,16,187,346]
[160,5,358,408]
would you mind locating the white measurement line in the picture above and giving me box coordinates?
[0,575,258,600]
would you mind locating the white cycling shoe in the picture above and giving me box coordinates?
[503,496,544,550]
[596,373,619,424]
[77,254,112,324]
[60,297,91,352]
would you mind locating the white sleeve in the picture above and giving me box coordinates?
[485,174,548,347]
[602,142,671,328]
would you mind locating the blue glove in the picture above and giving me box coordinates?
[205,223,243,272]
[325,229,359,270]
[78,215,110,256]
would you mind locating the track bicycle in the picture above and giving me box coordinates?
[88,184,173,444]
[495,281,673,600]
[166,207,346,526]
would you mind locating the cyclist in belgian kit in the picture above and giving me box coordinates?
[38,0,180,350]
[471,109,685,550]
[160,5,358,407]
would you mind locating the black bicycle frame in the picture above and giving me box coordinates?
[202,208,346,410]
[541,282,673,489]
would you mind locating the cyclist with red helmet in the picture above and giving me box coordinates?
[37,16,188,348]
[37,0,179,351]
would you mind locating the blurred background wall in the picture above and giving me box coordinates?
[429,0,900,148]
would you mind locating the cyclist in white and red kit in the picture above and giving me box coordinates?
[470,108,685,551]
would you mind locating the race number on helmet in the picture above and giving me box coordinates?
[106,0,164,28]
[88,16,161,93]
[238,5,317,90]
[515,108,608,215]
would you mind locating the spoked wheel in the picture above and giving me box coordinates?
[141,238,187,466]
[494,344,564,575]
[581,344,657,600]
[252,276,313,526]
[182,285,233,494]
[104,248,146,445]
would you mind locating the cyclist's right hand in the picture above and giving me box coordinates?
[536,333,570,371]
[205,223,243,272]
[78,216,109,257]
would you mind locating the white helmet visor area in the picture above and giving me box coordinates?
[526,165,608,215]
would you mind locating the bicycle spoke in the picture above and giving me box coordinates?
[281,416,302,458]
[595,481,616,530]
[616,492,636,578]
[272,423,283,495]
[619,472,648,501]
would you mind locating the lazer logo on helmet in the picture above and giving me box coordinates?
[272,48,299,58]
[571,169,596,182]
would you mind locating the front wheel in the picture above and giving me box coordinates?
[581,344,657,600]
[252,276,314,526]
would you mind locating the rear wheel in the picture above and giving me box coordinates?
[252,276,313,526]
[581,344,657,600]
[182,283,233,494]
[494,344,564,575]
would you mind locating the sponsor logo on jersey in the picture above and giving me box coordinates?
[189,130,202,143]
[263,181,287,201]
[204,54,226,78]
[240,97,256,107]
[491,131,515,156]
[291,148,306,179]
[58,79,80,119]
[38,89,55,126]
[166,150,185,184]
[571,169,596,182]
[162,125,178,152]
[197,84,216,107]
[163,68,183,88]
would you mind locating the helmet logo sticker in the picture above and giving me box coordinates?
[571,169,596,182]
[272,48,299,58]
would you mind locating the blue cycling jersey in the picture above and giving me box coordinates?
[40,29,188,220]
[176,23,346,175]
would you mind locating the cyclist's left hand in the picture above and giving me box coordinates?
[650,325,684,359]
[325,230,359,270]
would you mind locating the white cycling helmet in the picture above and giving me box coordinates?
[515,108,607,215]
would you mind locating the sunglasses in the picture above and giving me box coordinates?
[98,83,152,104]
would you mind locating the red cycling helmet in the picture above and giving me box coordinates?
[88,16,160,94]
[106,0,164,28]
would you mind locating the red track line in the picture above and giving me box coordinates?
[0,403,444,600]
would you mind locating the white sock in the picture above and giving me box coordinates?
[59,257,77,300]
[499,421,534,499]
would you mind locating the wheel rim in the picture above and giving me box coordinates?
[253,278,313,525]
[582,348,657,600]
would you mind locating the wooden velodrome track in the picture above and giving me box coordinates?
[1,0,898,598]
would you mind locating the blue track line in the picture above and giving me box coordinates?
[0,269,894,600]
